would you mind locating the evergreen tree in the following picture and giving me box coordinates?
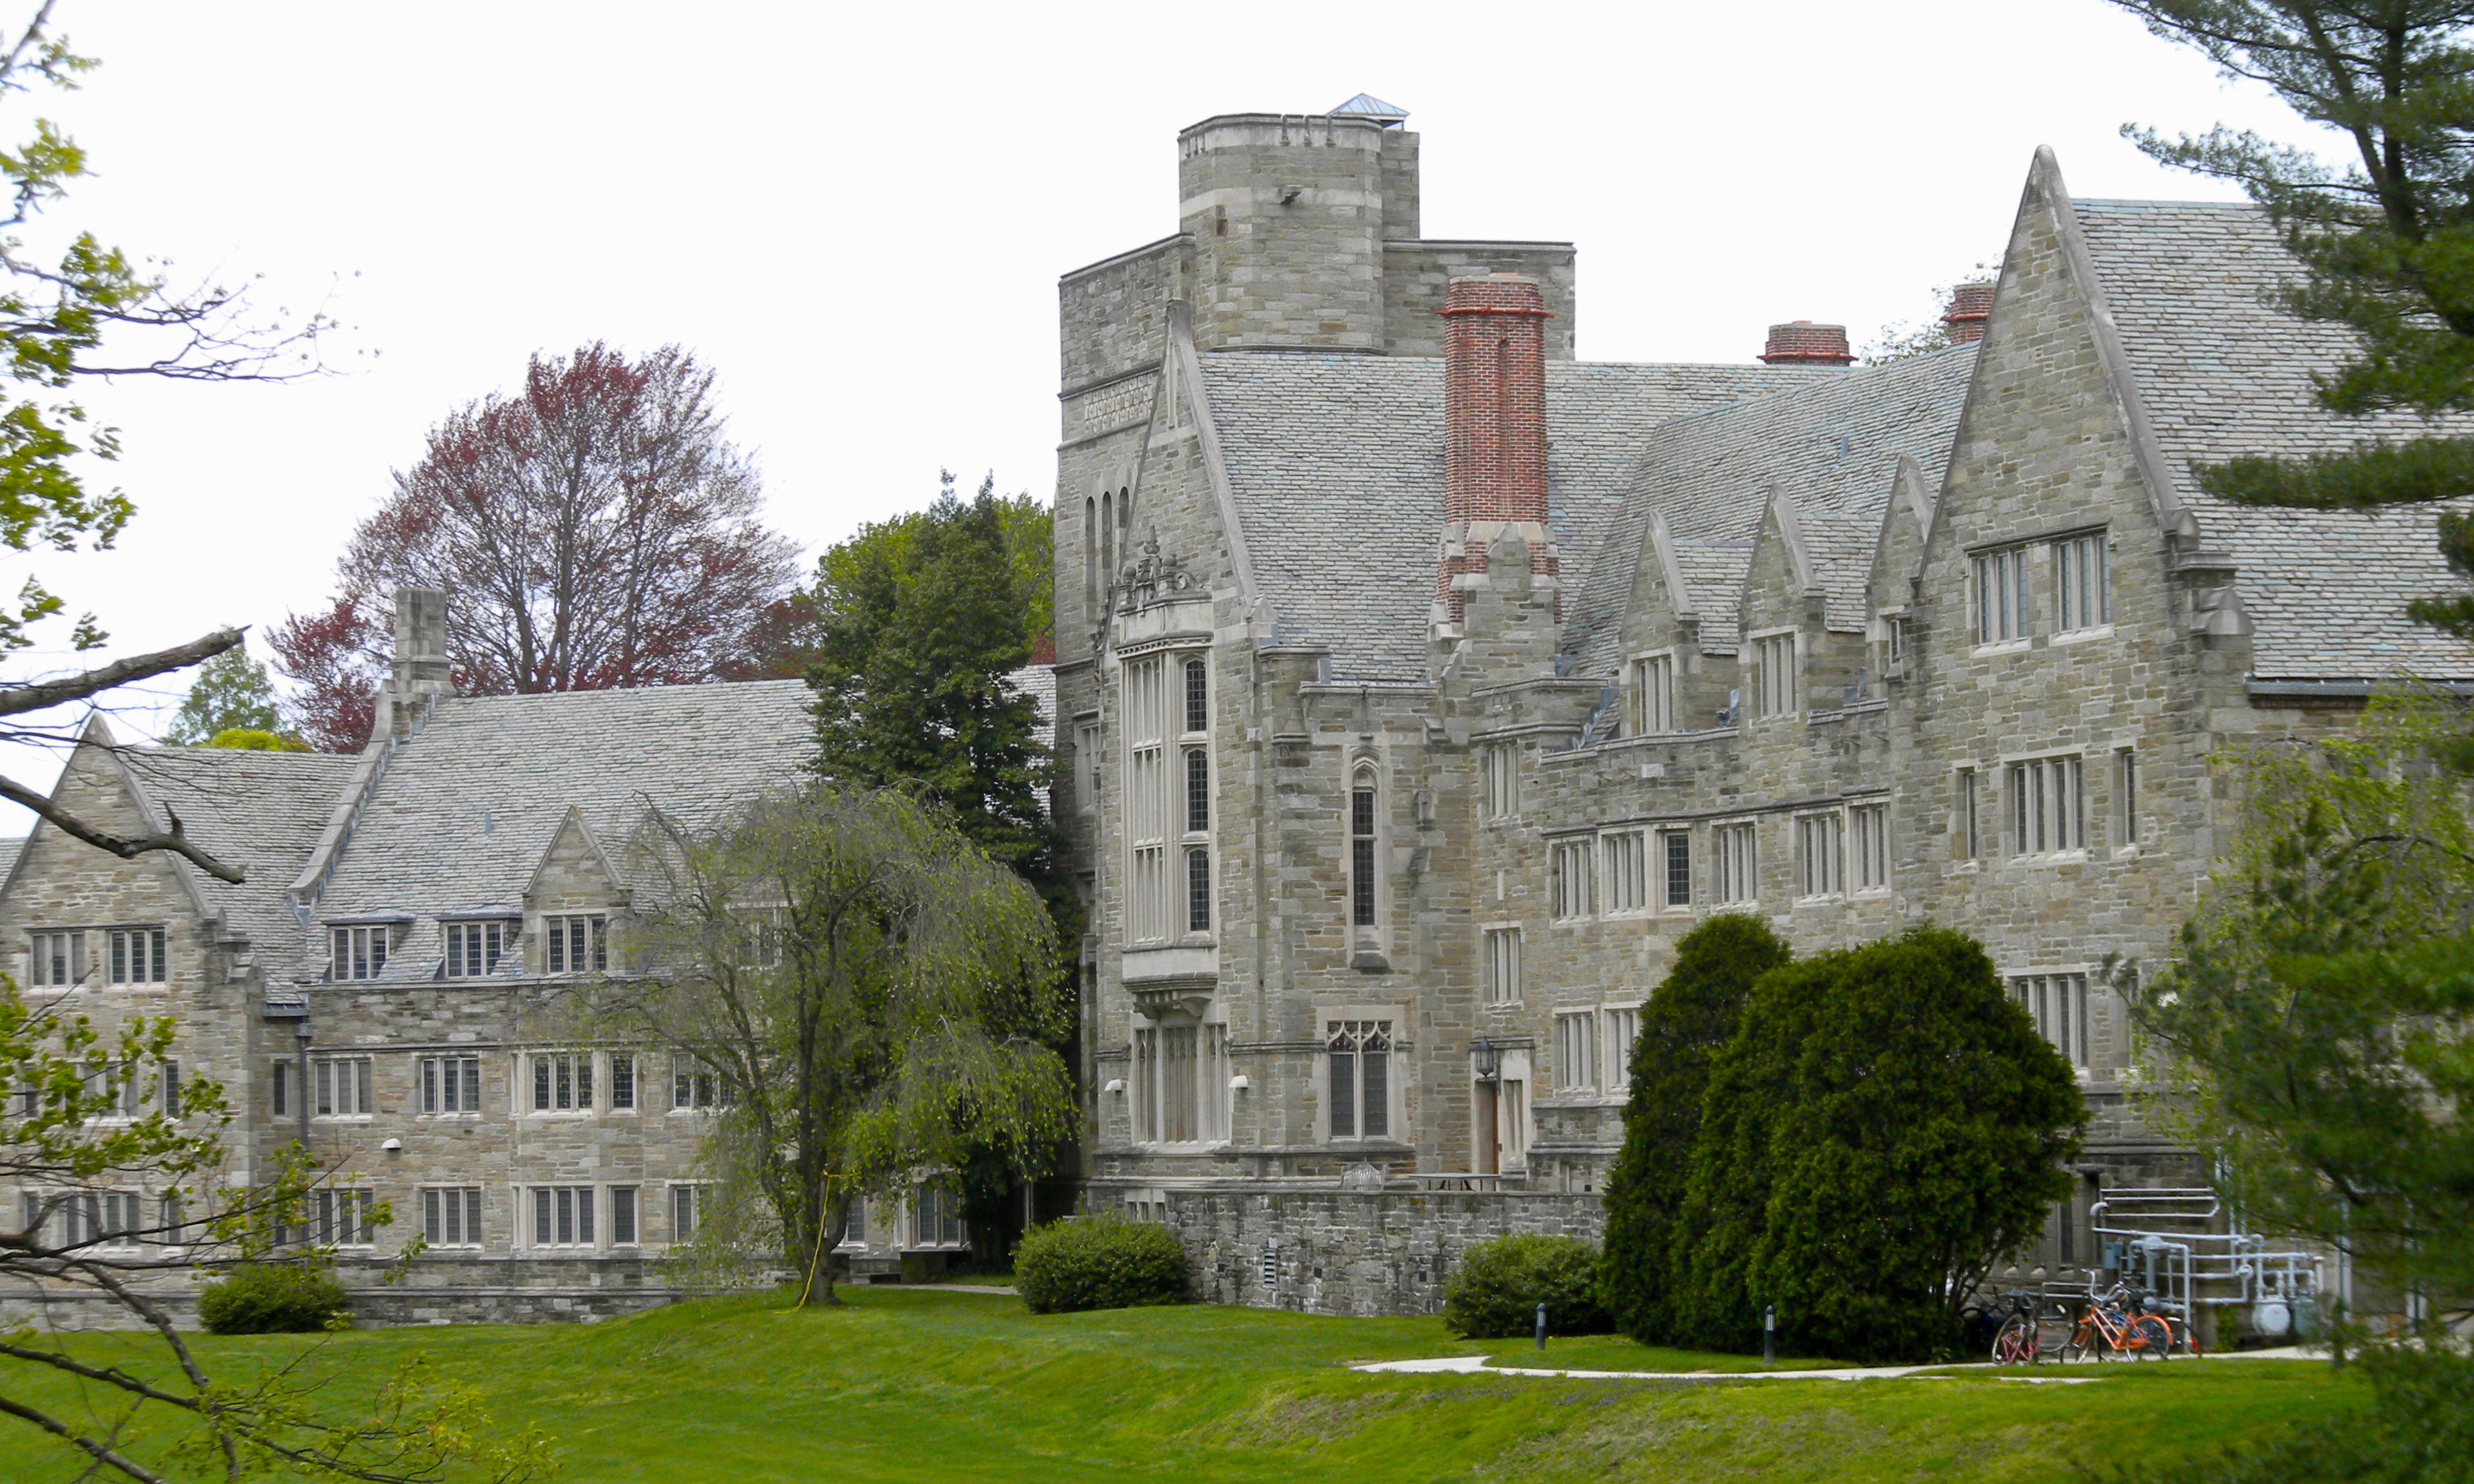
[160,641,285,746]
[1598,913,1789,1343]
[1667,929,2085,1362]
[2131,690,2474,1316]
[2115,3,2474,638]
[809,473,1057,880]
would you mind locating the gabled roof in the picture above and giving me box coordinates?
[1565,342,1979,676]
[1198,353,1832,681]
[295,681,813,983]
[2073,198,2474,680]
[108,741,361,953]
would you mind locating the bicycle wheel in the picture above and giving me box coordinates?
[2129,1315,2173,1360]
[2059,1320,2102,1363]
[1992,1315,2035,1364]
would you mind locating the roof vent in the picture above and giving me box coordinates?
[1327,93,1409,126]
[1758,321,1855,368]
[1941,280,1995,345]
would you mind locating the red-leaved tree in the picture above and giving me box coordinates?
[273,343,800,750]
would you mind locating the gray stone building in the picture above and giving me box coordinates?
[0,596,1019,1324]
[1052,100,2471,1315]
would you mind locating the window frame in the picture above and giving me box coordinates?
[1553,1009,1598,1094]
[1629,651,1676,736]
[329,924,390,982]
[2008,753,2089,859]
[1323,1018,1395,1141]
[106,927,168,985]
[1850,801,1890,894]
[1600,828,1650,917]
[1750,630,1799,719]
[1549,837,1596,922]
[1714,820,1760,906]
[443,918,514,980]
[26,929,83,988]
[419,1056,483,1116]
[1349,767,1381,930]
[1602,1004,1642,1094]
[1796,811,1845,900]
[1660,828,1693,910]
[542,914,609,976]
[2011,971,2093,1070]
[420,1186,485,1249]
[1482,927,1522,1007]
[528,1050,597,1114]
[2053,530,2112,636]
[1972,543,2031,647]
[311,1056,373,1119]
[1482,743,1519,820]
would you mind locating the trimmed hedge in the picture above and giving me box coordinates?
[1013,1214,1187,1314]
[1442,1233,1615,1339]
[197,1263,350,1335]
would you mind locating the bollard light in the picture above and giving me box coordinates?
[1534,1301,1547,1353]
[1763,1304,1776,1367]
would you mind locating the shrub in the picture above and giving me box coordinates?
[197,1263,350,1335]
[1665,928,2086,1363]
[1443,1233,1614,1340]
[1600,913,1790,1344]
[1013,1215,1187,1315]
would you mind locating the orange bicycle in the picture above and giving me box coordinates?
[2059,1277,2176,1362]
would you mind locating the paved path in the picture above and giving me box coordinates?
[1350,1344,2318,1384]
[862,1282,1019,1295]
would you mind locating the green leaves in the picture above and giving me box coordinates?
[1653,928,2084,1363]
[160,639,287,746]
[2134,689,2474,1311]
[2116,3,2474,628]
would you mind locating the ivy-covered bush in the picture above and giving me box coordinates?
[1013,1215,1187,1315]
[1442,1233,1615,1339]
[197,1264,350,1335]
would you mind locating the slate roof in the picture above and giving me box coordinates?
[115,746,362,955]
[1564,343,1980,674]
[295,681,814,983]
[2076,200,2474,680]
[1198,353,1833,680]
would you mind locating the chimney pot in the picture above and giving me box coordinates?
[1941,280,1995,345]
[1759,321,1855,367]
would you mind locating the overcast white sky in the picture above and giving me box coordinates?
[1,0,2310,810]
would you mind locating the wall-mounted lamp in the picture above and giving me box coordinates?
[380,1137,402,1152]
[1229,1075,1251,1092]
[1103,1079,1126,1095]
[1472,1037,1502,1083]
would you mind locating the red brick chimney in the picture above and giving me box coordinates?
[1758,321,1855,366]
[1940,280,1995,345]
[1437,274,1553,627]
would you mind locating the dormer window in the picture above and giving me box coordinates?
[331,926,389,982]
[443,920,515,979]
[544,914,608,975]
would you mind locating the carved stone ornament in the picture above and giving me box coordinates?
[1114,534,1197,614]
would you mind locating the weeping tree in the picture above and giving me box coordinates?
[605,785,1076,1305]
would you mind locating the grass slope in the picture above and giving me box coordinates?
[0,1289,2363,1483]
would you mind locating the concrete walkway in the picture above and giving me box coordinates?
[1350,1344,2319,1384]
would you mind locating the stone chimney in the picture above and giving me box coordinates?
[1759,321,1855,366]
[1435,274,1556,632]
[378,587,452,740]
[1940,280,1995,345]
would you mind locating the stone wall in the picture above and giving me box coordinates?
[1146,1185,1605,1317]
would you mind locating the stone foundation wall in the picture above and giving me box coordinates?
[0,1254,693,1332]
[1152,1186,1605,1317]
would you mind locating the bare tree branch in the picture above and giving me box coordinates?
[0,772,243,882]
[0,1394,169,1484]
[0,627,240,718]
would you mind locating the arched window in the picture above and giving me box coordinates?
[1099,490,1115,585]
[1083,495,1098,614]
[1185,748,1210,833]
[1350,770,1379,929]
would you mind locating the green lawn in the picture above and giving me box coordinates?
[0,1289,2364,1483]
